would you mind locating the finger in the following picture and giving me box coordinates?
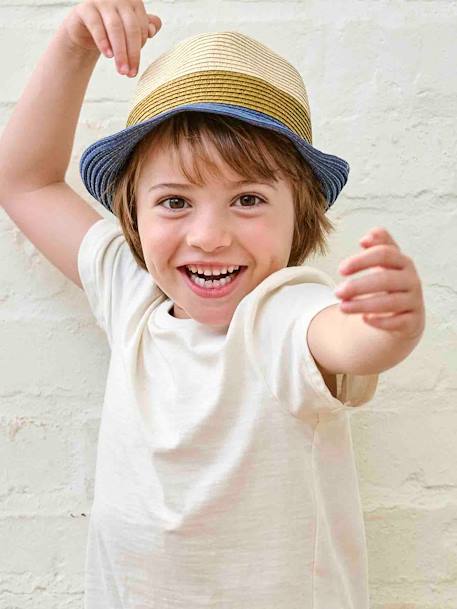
[339,292,414,315]
[80,3,113,57]
[147,13,162,37]
[360,226,400,250]
[335,267,412,300]
[362,311,417,332]
[338,244,409,276]
[148,21,158,38]
[117,5,142,76]
[132,2,149,48]
[101,6,130,75]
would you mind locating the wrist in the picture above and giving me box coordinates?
[55,20,101,64]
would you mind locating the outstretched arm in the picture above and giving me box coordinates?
[308,227,426,376]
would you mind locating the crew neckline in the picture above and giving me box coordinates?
[154,298,230,334]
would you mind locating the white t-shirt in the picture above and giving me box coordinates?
[78,216,378,609]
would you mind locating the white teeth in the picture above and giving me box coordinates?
[189,273,235,288]
[186,264,241,276]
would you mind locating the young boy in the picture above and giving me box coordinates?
[0,1,425,607]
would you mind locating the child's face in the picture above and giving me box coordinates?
[135,139,295,329]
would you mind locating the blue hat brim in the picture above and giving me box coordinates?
[79,103,349,212]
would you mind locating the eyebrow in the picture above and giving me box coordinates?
[148,179,276,192]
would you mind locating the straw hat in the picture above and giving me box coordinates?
[80,31,349,212]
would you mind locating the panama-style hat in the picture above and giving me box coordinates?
[80,31,350,213]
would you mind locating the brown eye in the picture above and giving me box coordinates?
[236,194,266,208]
[158,197,189,211]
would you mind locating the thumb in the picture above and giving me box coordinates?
[147,14,162,36]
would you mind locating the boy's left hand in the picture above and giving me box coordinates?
[334,227,425,340]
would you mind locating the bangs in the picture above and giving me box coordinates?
[165,113,283,186]
[132,111,303,190]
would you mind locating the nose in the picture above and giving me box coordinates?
[185,209,232,252]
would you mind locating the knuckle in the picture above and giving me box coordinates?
[119,4,137,20]
[380,268,391,281]
[127,23,141,35]
[379,245,391,262]
[140,20,148,35]
[107,18,123,31]
[124,14,141,28]
[374,269,390,288]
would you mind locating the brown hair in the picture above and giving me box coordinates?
[110,111,335,273]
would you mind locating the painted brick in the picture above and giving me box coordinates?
[1,1,455,607]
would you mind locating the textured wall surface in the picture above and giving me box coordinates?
[0,1,456,607]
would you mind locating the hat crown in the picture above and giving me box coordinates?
[129,31,311,121]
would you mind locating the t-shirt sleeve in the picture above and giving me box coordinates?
[77,216,153,345]
[298,283,379,412]
[245,267,379,419]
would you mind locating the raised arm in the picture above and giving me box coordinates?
[0,23,100,193]
[0,1,162,288]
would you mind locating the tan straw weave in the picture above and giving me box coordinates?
[126,31,313,144]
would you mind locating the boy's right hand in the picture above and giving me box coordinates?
[62,0,162,78]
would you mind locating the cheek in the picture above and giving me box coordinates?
[245,217,291,250]
[138,219,175,255]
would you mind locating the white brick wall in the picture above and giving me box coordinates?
[1,1,456,607]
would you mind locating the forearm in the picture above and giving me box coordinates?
[0,22,100,196]
[340,311,424,375]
